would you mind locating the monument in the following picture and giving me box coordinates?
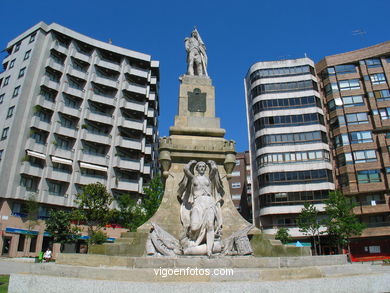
[85,28,309,258]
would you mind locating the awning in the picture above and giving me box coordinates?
[78,235,115,242]
[6,227,38,235]
[26,150,46,160]
[80,162,108,172]
[51,156,73,165]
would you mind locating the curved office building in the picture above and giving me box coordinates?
[245,57,334,238]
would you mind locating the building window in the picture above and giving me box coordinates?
[338,79,360,91]
[235,160,240,166]
[371,89,390,101]
[9,59,16,69]
[18,67,26,78]
[6,106,15,119]
[258,150,330,167]
[357,170,381,184]
[253,96,321,113]
[258,169,333,187]
[0,150,3,160]
[1,128,9,140]
[231,171,240,177]
[254,113,324,131]
[370,73,386,85]
[250,65,314,82]
[337,150,376,166]
[324,82,339,96]
[29,33,36,43]
[14,42,21,53]
[18,235,26,252]
[377,108,390,120]
[12,86,20,97]
[231,194,241,200]
[0,94,4,103]
[24,50,31,60]
[256,130,328,148]
[365,58,381,68]
[327,95,364,111]
[251,80,317,97]
[231,182,241,188]
[3,76,10,86]
[331,113,368,129]
[48,181,64,196]
[20,175,38,191]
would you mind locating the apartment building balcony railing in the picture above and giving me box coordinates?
[123,82,147,96]
[96,56,121,72]
[16,186,39,197]
[37,96,56,111]
[144,144,152,155]
[31,116,52,132]
[150,76,157,85]
[54,123,78,138]
[116,136,142,151]
[115,178,139,192]
[77,173,107,185]
[41,75,60,91]
[119,98,145,113]
[149,92,156,101]
[85,109,113,125]
[63,84,84,98]
[117,117,143,131]
[125,64,149,80]
[20,162,44,178]
[81,129,111,145]
[71,49,91,64]
[113,157,140,171]
[67,67,88,81]
[145,126,153,136]
[92,73,118,89]
[147,109,155,118]
[58,102,81,118]
[51,146,74,160]
[51,41,68,55]
[80,152,109,166]
[46,58,65,73]
[87,90,116,106]
[46,169,72,182]
[26,138,47,154]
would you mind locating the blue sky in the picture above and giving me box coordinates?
[1,0,389,152]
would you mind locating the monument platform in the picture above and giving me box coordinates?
[8,257,390,293]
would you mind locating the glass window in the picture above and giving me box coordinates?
[365,58,381,68]
[357,170,381,184]
[29,33,36,43]
[0,94,4,103]
[232,182,241,188]
[9,59,16,69]
[48,181,63,196]
[339,79,360,91]
[14,42,21,53]
[12,86,20,97]
[335,64,356,75]
[3,76,10,86]
[1,127,9,140]
[373,89,390,100]
[24,50,31,60]
[6,106,15,118]
[18,67,26,78]
[370,73,386,85]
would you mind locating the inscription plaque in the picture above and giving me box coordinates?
[188,88,206,112]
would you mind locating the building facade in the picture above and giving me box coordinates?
[245,58,335,240]
[0,22,159,257]
[316,41,390,259]
[228,151,252,221]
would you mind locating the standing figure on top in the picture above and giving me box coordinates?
[185,28,208,77]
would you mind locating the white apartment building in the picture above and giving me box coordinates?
[0,22,159,257]
[245,58,334,239]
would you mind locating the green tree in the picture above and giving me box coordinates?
[26,194,39,236]
[275,227,292,244]
[45,210,81,250]
[115,175,163,231]
[74,183,113,245]
[297,202,321,255]
[323,190,366,254]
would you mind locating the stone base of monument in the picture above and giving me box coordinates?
[8,256,390,293]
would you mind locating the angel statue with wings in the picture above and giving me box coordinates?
[177,160,224,256]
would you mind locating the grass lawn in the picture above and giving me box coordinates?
[0,275,9,293]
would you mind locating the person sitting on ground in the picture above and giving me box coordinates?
[43,247,52,262]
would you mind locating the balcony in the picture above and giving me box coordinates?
[37,96,56,111]
[123,82,147,96]
[80,152,109,166]
[117,117,143,131]
[113,157,140,171]
[85,109,113,125]
[147,109,155,118]
[146,126,153,136]
[96,57,120,72]
[71,49,91,63]
[58,103,81,118]
[81,129,111,145]
[51,41,68,55]
[115,179,139,192]
[31,116,51,132]
[67,67,88,81]
[54,124,78,138]
[41,76,60,91]
[46,169,71,182]
[87,91,116,106]
[92,73,118,89]
[116,136,142,151]
[26,138,47,153]
[52,147,74,159]
[119,98,145,112]
[46,58,64,73]
[149,93,156,101]
[125,64,149,79]
[63,84,85,98]
[20,162,44,177]
[142,164,151,174]
[150,77,157,85]
[77,173,107,185]
[144,144,152,154]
